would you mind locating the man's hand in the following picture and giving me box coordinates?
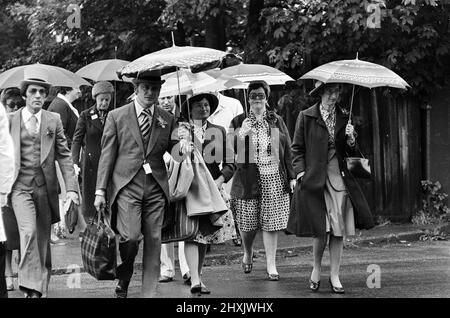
[0,193,8,207]
[67,191,80,205]
[94,194,106,213]
[215,175,225,190]
[289,179,297,193]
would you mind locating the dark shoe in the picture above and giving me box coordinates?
[232,237,242,246]
[25,290,41,298]
[268,273,279,281]
[183,274,191,285]
[200,285,211,294]
[190,284,202,295]
[158,275,174,283]
[309,279,320,292]
[115,280,130,298]
[329,278,345,294]
[242,261,253,274]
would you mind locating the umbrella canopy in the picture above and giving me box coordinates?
[220,63,295,85]
[76,59,132,82]
[299,58,410,89]
[159,69,246,98]
[118,45,227,78]
[0,63,92,89]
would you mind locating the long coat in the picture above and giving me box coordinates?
[71,105,107,220]
[96,102,177,231]
[8,109,79,224]
[287,103,374,237]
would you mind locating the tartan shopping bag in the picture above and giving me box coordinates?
[80,208,117,280]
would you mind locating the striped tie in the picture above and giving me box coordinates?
[139,108,152,142]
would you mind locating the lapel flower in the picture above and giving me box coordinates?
[157,115,167,128]
[265,110,278,126]
[46,127,54,138]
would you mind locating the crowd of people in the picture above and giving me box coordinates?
[0,65,374,298]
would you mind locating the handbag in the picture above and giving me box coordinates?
[345,148,371,179]
[64,200,79,234]
[80,207,117,280]
[161,199,199,243]
[185,148,228,218]
[167,154,194,201]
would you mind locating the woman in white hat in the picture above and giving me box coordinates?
[71,81,114,222]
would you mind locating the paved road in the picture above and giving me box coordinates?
[8,240,450,299]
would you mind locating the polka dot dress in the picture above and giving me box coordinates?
[231,113,290,232]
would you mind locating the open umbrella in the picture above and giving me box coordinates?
[159,69,246,98]
[220,63,295,85]
[76,58,133,108]
[0,63,92,89]
[299,53,410,123]
[76,59,132,82]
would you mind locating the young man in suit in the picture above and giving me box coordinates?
[94,71,186,298]
[8,75,79,298]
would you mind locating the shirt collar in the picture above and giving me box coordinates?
[22,106,42,124]
[57,93,79,118]
[134,97,154,117]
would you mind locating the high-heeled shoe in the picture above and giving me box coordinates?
[241,261,253,274]
[329,278,345,294]
[309,279,320,292]
[267,273,279,281]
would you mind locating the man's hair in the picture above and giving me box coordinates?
[58,86,75,95]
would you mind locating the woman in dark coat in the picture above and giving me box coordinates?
[287,81,374,293]
[178,92,237,295]
[229,80,296,281]
[72,81,114,222]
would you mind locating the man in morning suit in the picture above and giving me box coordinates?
[8,74,79,298]
[94,70,183,298]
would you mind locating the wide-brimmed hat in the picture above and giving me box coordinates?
[92,81,114,99]
[309,80,342,97]
[181,92,219,119]
[19,77,52,96]
[131,70,165,86]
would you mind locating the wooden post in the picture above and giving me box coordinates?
[371,89,383,215]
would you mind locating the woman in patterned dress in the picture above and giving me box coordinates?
[178,93,237,295]
[287,81,374,293]
[229,80,296,281]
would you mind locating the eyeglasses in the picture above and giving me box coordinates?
[6,101,16,109]
[249,93,266,100]
[27,88,47,96]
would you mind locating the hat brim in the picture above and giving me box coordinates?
[20,79,52,91]
[308,81,324,97]
[132,78,165,86]
[182,93,219,120]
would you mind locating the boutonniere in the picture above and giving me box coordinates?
[157,116,167,128]
[46,128,54,138]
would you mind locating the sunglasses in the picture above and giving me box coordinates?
[249,93,266,100]
[27,88,47,96]
[6,101,16,109]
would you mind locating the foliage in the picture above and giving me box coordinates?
[260,0,450,99]
[412,180,450,225]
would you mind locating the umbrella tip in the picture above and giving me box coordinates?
[171,31,176,46]
[356,52,359,59]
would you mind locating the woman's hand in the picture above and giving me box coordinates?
[345,123,356,144]
[240,118,252,135]
[178,122,191,141]
[290,179,297,193]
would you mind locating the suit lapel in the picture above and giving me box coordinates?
[127,102,145,154]
[11,111,21,180]
[146,106,161,156]
[40,110,54,163]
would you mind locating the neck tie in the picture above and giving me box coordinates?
[139,108,152,141]
[28,115,38,136]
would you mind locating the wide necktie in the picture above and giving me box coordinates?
[28,115,38,136]
[139,108,152,142]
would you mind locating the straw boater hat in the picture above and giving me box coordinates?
[19,71,52,97]
[309,80,341,97]
[181,92,219,120]
[91,81,114,99]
